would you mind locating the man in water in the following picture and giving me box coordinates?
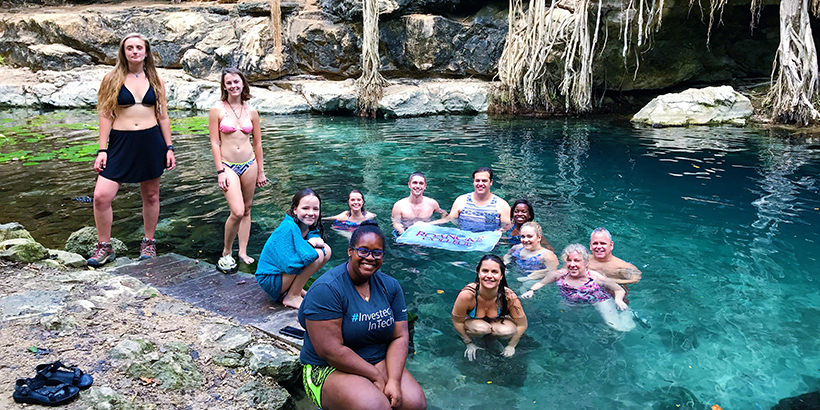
[391,171,447,234]
[588,227,642,284]
[434,167,511,232]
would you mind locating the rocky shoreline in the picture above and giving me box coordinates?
[0,65,491,118]
[0,222,306,410]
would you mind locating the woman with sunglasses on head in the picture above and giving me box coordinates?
[256,188,332,308]
[451,254,527,361]
[88,33,175,267]
[298,222,427,410]
[209,68,267,274]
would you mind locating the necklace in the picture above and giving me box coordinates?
[228,102,243,119]
[357,283,370,302]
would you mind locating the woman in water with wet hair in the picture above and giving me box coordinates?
[451,254,528,361]
[88,33,175,267]
[521,243,635,331]
[324,189,377,234]
[209,68,266,273]
[299,222,427,410]
[508,198,553,250]
[256,188,332,308]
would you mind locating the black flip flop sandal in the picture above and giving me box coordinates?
[35,360,94,389]
[13,376,80,406]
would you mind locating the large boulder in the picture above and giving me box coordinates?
[0,238,48,262]
[65,227,128,259]
[631,86,753,126]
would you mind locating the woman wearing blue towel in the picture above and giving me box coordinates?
[256,189,332,308]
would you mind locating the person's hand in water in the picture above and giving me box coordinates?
[464,342,482,361]
[616,300,628,311]
[502,345,515,357]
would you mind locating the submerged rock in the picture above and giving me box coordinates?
[631,86,753,126]
[771,390,820,410]
[65,226,127,259]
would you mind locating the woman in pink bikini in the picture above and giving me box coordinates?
[208,68,267,273]
[521,243,635,331]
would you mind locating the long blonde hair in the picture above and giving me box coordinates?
[97,33,166,119]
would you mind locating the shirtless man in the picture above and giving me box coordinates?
[588,227,642,284]
[434,167,511,232]
[391,171,447,234]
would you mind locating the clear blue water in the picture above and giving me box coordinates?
[2,111,820,409]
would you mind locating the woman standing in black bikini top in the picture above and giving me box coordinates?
[208,68,266,274]
[88,33,175,267]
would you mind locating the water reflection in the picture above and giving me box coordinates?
[3,111,820,409]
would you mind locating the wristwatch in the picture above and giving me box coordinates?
[167,145,175,151]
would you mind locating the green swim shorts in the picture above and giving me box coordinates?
[302,364,336,408]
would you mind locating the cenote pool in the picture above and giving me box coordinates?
[2,109,819,409]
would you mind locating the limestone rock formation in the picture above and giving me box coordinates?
[631,86,754,126]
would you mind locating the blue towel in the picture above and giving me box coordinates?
[396,222,501,252]
[256,214,320,276]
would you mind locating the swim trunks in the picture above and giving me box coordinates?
[302,364,336,408]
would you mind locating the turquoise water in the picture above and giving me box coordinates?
[2,111,820,409]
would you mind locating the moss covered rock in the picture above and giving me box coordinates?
[0,238,48,262]
[65,227,127,258]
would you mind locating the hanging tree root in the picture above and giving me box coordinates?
[356,0,387,118]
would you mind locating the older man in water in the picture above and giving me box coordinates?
[434,166,511,232]
[391,171,447,234]
[588,227,642,284]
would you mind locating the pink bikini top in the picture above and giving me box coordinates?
[219,103,253,134]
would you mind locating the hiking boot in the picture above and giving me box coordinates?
[87,242,115,267]
[139,238,157,260]
[216,254,237,274]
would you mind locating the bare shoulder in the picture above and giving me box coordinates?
[423,196,440,207]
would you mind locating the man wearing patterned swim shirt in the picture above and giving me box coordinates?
[588,227,642,284]
[391,171,448,234]
[433,167,511,232]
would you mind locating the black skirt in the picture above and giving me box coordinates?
[99,125,167,183]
